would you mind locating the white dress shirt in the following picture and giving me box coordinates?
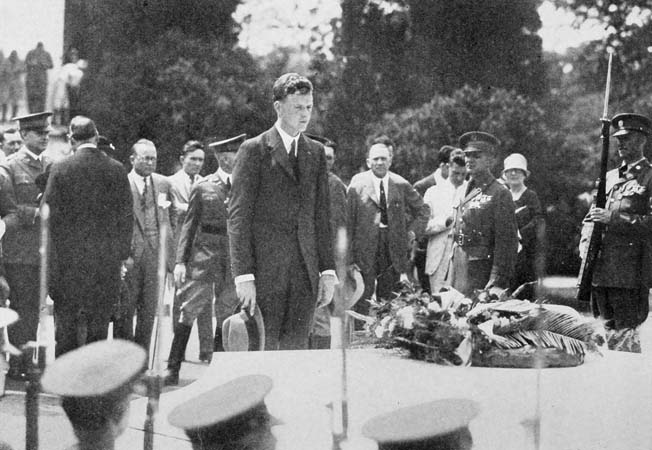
[129,170,150,196]
[275,121,299,155]
[217,167,231,185]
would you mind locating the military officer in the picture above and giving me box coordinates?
[165,134,245,385]
[40,340,146,450]
[449,131,518,296]
[168,374,275,450]
[0,112,52,380]
[580,113,652,352]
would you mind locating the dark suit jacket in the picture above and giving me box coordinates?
[128,172,176,272]
[0,147,50,265]
[43,145,133,312]
[228,127,334,297]
[347,170,430,274]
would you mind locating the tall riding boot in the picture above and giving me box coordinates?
[165,323,192,386]
[213,325,224,352]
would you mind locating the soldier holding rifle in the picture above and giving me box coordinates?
[580,113,652,352]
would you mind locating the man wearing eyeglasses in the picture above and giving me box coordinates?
[0,112,52,379]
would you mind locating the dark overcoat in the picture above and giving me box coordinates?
[43,145,133,314]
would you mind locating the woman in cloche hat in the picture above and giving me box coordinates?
[502,153,544,298]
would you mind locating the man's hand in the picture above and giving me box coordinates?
[122,257,134,279]
[236,280,257,315]
[487,285,509,301]
[173,264,187,288]
[588,207,612,224]
[316,273,336,309]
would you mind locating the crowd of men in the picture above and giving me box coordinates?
[0,72,649,399]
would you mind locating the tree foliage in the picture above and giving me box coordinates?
[552,0,652,104]
[320,0,548,179]
[364,85,589,275]
[67,0,273,173]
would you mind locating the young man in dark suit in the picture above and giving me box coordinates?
[228,73,336,350]
[43,116,133,356]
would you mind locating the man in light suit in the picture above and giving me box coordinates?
[423,155,467,293]
[347,139,430,315]
[228,73,336,351]
[121,139,176,352]
[168,140,205,229]
[43,116,133,357]
[167,140,212,361]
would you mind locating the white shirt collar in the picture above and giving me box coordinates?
[22,147,40,161]
[217,167,231,184]
[433,167,446,185]
[371,173,389,197]
[274,121,299,154]
[76,143,97,151]
[130,170,150,194]
[183,170,196,185]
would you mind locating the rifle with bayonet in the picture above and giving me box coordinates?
[576,51,614,303]
[143,221,169,450]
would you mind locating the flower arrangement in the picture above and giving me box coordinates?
[349,283,605,368]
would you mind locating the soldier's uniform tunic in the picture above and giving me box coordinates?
[0,148,48,351]
[176,172,238,333]
[581,160,652,352]
[450,175,518,295]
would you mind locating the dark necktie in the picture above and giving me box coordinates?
[289,139,299,179]
[189,174,195,188]
[379,180,388,225]
[141,176,149,209]
[226,177,232,191]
